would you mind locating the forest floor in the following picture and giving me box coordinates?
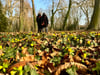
[0,31,100,75]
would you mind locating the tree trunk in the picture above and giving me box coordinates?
[19,0,24,32]
[62,0,72,30]
[87,0,100,30]
[31,0,37,32]
[50,0,54,31]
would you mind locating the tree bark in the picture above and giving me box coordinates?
[62,0,72,30]
[87,0,100,30]
[50,0,54,31]
[31,0,37,32]
[19,0,24,32]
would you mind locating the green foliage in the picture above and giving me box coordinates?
[0,1,8,32]
[92,61,100,75]
[0,62,9,73]
[66,65,78,75]
[50,56,61,66]
[23,65,39,75]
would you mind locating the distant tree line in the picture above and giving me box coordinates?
[0,0,99,32]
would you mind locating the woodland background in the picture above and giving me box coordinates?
[0,0,100,32]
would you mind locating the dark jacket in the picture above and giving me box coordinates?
[41,13,48,27]
[36,14,42,27]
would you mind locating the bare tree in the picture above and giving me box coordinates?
[73,0,94,28]
[62,0,72,30]
[50,0,67,31]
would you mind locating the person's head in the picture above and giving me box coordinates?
[38,13,41,16]
[42,12,46,16]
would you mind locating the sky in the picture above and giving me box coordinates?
[28,0,50,15]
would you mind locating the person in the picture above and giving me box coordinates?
[36,13,42,32]
[41,13,49,32]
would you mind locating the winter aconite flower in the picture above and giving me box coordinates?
[10,71,17,75]
[31,43,34,47]
[1,53,4,56]
[83,53,87,59]
[61,32,65,35]
[21,47,24,50]
[98,33,100,36]
[11,39,14,43]
[74,36,77,40]
[87,41,91,45]
[53,33,56,37]
[0,45,2,49]
[68,38,70,41]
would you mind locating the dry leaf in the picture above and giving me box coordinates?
[20,55,34,62]
[22,47,28,55]
[73,55,82,62]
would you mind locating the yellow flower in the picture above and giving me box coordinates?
[98,33,100,36]
[11,39,14,43]
[21,47,24,50]
[0,66,3,69]
[90,31,95,34]
[61,32,65,35]
[64,35,67,38]
[68,38,70,41]
[31,43,34,47]
[0,45,2,49]
[82,32,85,34]
[83,53,87,59]
[1,53,4,56]
[15,38,17,41]
[74,36,77,40]
[68,48,72,52]
[10,71,17,75]
[52,33,56,37]
[70,34,73,36]
[77,39,79,42]
[87,41,91,45]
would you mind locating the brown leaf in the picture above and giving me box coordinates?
[7,61,28,73]
[0,50,3,56]
[73,55,82,63]
[54,62,87,75]
[16,51,20,61]
[7,61,38,73]
[47,63,55,73]
[22,47,29,55]
[89,58,97,63]
[85,60,91,66]
[20,55,35,62]
[69,55,74,62]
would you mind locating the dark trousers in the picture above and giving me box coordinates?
[38,26,42,33]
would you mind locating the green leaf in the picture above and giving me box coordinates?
[66,67,77,75]
[3,68,6,72]
[3,63,9,68]
[13,67,18,70]
[30,69,39,75]
[19,70,23,75]
[45,48,49,52]
[24,65,30,72]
